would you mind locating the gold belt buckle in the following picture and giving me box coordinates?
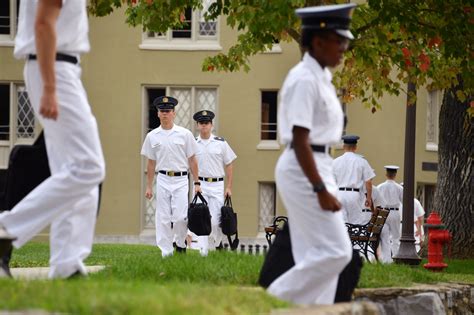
[207,177,213,182]
[169,171,175,176]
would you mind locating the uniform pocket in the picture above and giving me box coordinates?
[173,138,185,146]
[151,139,162,149]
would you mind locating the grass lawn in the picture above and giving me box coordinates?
[1,243,473,314]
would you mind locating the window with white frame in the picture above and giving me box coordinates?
[0,82,37,168]
[0,0,19,45]
[258,182,276,232]
[257,90,279,150]
[426,89,442,151]
[140,0,221,51]
[145,86,218,133]
[142,85,218,229]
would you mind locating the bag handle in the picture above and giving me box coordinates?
[224,195,232,208]
[192,191,207,205]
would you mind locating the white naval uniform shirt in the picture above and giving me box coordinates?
[400,198,425,236]
[141,125,198,171]
[333,153,375,224]
[371,185,387,208]
[195,135,237,177]
[14,0,90,58]
[333,153,375,190]
[278,52,344,146]
[377,180,403,208]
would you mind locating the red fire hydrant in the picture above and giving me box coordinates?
[423,212,451,272]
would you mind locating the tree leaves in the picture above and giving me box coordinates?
[88,0,473,112]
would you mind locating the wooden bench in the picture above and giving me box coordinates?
[264,216,288,246]
[346,207,390,262]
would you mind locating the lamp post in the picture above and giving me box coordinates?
[393,80,422,265]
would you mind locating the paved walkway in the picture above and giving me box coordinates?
[10,266,105,280]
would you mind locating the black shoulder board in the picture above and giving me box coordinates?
[214,136,225,141]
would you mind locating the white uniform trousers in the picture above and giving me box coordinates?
[155,174,189,257]
[379,223,391,263]
[0,61,105,278]
[380,208,401,262]
[268,149,352,305]
[197,181,225,256]
[340,191,366,224]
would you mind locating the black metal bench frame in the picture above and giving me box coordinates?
[345,207,390,262]
[264,216,288,246]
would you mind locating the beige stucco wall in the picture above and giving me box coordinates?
[0,7,438,239]
[81,9,301,237]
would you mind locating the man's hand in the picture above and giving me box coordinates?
[365,198,372,208]
[145,187,153,200]
[194,184,202,194]
[39,89,59,120]
[317,191,342,212]
[224,187,232,197]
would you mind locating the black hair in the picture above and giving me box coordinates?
[386,170,398,178]
[300,29,332,48]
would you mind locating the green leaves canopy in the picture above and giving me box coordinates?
[89,0,473,111]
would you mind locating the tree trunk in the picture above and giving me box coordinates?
[435,78,473,258]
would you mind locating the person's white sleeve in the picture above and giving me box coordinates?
[398,185,404,203]
[362,159,376,181]
[223,141,237,165]
[284,78,317,131]
[140,135,155,160]
[414,199,425,217]
[185,130,198,158]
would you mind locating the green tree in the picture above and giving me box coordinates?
[89,0,473,257]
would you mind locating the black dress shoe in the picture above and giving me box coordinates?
[0,260,12,278]
[66,270,86,280]
[175,246,186,254]
[0,238,14,258]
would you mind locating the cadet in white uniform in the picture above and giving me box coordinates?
[333,135,375,225]
[268,4,356,305]
[400,197,425,252]
[141,96,201,257]
[0,0,105,279]
[377,165,403,263]
[192,110,237,256]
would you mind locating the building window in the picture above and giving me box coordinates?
[0,0,19,45]
[0,82,37,168]
[142,85,218,229]
[145,86,218,133]
[426,89,442,151]
[140,1,221,51]
[0,84,10,141]
[16,85,35,140]
[257,90,279,150]
[258,182,276,232]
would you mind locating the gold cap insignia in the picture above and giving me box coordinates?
[320,22,326,28]
[202,111,207,116]
[163,97,168,103]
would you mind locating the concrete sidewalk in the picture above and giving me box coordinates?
[10,266,105,280]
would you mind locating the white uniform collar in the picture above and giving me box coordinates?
[154,124,178,134]
[197,134,215,142]
[303,52,333,82]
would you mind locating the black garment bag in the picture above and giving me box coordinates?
[220,196,239,250]
[187,192,212,236]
